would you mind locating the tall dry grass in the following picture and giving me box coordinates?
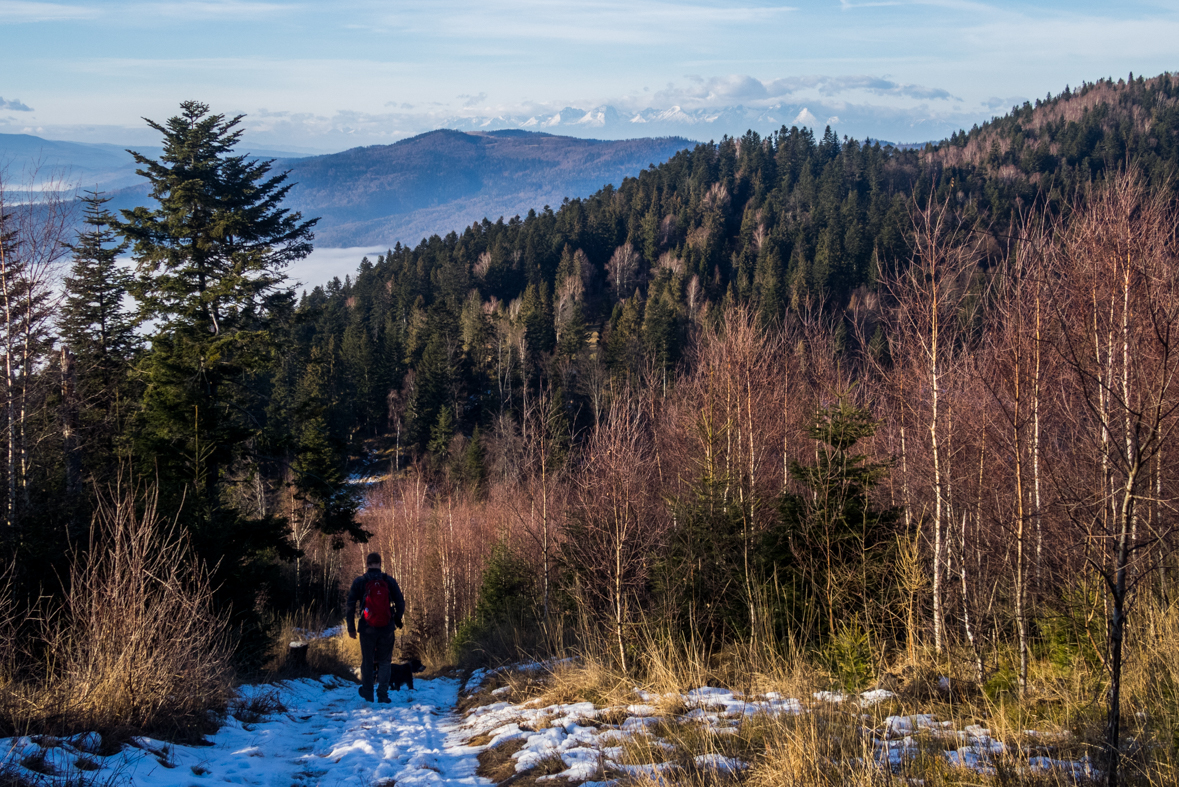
[482,592,1179,787]
[1122,597,1179,785]
[0,486,232,741]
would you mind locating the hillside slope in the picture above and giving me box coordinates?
[277,73,1179,451]
[4,129,693,250]
[275,129,693,246]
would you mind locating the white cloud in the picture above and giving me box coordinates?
[385,0,795,46]
[127,1,291,20]
[984,95,1028,111]
[0,0,99,22]
[649,73,958,110]
[0,97,34,111]
[291,246,387,289]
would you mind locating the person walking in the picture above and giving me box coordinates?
[346,552,406,702]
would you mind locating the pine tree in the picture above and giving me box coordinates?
[427,406,456,460]
[59,191,138,496]
[121,101,315,336]
[118,101,318,622]
[764,399,900,643]
[291,347,363,546]
[61,191,136,382]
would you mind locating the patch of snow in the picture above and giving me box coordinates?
[883,714,949,738]
[858,688,897,706]
[695,752,748,774]
[0,661,1103,787]
[2,675,476,787]
[625,703,659,716]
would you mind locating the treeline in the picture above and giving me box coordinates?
[297,73,1179,466]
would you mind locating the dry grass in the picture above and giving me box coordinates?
[466,597,1179,787]
[0,486,232,742]
[476,739,572,787]
[229,689,285,725]
[476,738,528,784]
[261,612,355,680]
[258,607,448,687]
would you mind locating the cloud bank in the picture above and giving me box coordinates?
[0,97,34,112]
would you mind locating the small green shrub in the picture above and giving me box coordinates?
[821,619,875,691]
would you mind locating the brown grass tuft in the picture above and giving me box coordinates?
[0,485,232,742]
[476,737,527,783]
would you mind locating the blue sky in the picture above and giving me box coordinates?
[2,0,1177,152]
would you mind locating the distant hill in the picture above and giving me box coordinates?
[924,73,1179,185]
[2,129,693,250]
[0,133,301,192]
[273,130,694,247]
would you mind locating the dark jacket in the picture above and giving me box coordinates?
[346,569,406,635]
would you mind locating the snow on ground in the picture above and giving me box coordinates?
[455,671,1096,784]
[1,675,480,786]
[1,665,1098,786]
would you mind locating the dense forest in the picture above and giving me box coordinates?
[3,73,1179,782]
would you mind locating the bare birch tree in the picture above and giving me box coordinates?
[0,167,72,532]
[1047,173,1179,786]
[883,196,980,654]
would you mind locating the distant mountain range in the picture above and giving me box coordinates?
[414,103,944,146]
[273,130,693,247]
[452,104,783,139]
[0,133,303,192]
[1,129,693,249]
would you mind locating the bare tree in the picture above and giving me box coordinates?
[563,402,665,670]
[1046,173,1179,785]
[0,167,72,531]
[606,242,641,300]
[883,196,981,654]
[977,231,1044,696]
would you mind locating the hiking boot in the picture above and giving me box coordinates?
[358,686,374,702]
[377,692,391,704]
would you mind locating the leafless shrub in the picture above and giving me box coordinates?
[1,484,232,740]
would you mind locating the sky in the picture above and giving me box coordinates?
[2,0,1178,152]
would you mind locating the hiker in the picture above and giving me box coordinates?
[346,552,406,703]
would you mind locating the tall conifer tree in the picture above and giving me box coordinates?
[61,192,137,388]
[119,101,320,623]
[60,191,137,495]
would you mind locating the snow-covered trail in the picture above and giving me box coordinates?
[3,675,487,787]
[2,666,1097,786]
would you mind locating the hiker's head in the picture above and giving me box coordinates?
[366,552,382,570]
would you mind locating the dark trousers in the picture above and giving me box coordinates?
[359,625,397,694]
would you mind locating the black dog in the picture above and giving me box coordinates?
[373,657,424,692]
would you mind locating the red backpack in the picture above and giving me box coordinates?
[363,578,391,627]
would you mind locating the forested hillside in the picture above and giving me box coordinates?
[295,72,1179,454]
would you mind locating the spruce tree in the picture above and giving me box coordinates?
[121,101,315,335]
[291,347,362,546]
[118,101,318,627]
[763,399,901,644]
[59,191,137,496]
[61,191,136,382]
